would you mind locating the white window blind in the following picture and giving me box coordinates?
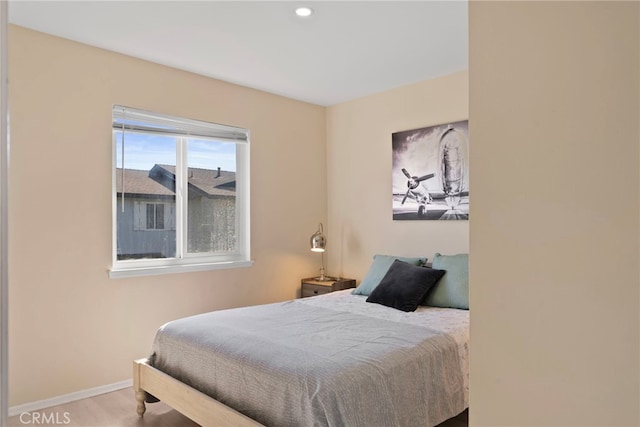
[112,105,249,143]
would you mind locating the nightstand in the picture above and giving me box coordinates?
[301,277,356,298]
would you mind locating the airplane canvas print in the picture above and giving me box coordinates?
[392,120,469,220]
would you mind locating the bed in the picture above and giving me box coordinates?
[133,286,469,427]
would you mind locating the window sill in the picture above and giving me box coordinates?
[109,259,254,279]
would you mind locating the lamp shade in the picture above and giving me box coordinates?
[310,223,326,252]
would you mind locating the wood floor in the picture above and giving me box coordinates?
[8,387,468,427]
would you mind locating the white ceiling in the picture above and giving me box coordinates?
[8,1,468,106]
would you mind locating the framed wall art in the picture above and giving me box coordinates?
[392,120,469,220]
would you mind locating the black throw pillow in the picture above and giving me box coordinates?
[366,259,445,312]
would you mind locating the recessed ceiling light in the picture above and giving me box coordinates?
[295,7,313,18]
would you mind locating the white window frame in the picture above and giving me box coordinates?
[110,106,252,278]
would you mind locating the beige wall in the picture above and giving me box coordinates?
[325,71,469,280]
[8,26,327,405]
[469,2,639,426]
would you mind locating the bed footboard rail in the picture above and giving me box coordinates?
[133,358,263,427]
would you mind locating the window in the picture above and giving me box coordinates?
[110,106,251,278]
[134,201,175,231]
[147,203,164,230]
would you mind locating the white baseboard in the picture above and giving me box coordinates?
[8,379,133,417]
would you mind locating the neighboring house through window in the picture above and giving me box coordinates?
[110,106,251,278]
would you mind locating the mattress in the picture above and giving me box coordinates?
[149,290,469,427]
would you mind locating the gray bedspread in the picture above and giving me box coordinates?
[150,295,466,427]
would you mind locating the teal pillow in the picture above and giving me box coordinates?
[422,253,469,309]
[352,254,426,296]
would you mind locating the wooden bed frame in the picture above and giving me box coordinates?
[133,358,263,426]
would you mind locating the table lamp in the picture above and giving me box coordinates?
[310,223,331,281]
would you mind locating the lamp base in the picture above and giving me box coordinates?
[314,275,338,282]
